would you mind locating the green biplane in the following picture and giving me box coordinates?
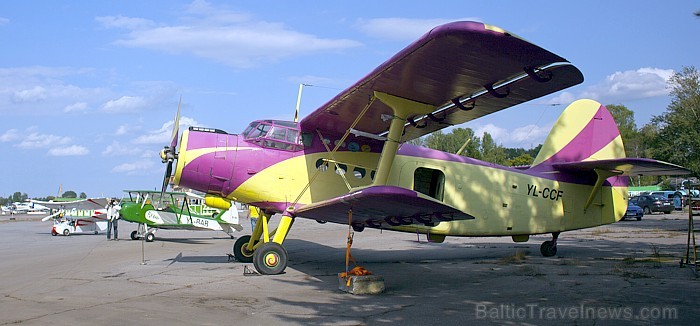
[119,190,243,242]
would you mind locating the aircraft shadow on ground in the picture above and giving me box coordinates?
[163,252,230,264]
[259,235,692,324]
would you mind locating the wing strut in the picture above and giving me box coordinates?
[584,168,623,212]
[372,91,435,185]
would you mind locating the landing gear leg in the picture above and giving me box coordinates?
[540,232,560,257]
[252,213,295,275]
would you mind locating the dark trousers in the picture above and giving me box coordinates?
[107,219,119,239]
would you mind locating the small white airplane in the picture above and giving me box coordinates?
[32,198,109,236]
[6,201,49,214]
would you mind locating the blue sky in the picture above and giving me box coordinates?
[1,1,698,198]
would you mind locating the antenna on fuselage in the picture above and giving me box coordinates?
[294,83,309,123]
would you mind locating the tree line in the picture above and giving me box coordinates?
[411,66,700,187]
[0,191,87,206]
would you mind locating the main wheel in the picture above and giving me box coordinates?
[51,230,58,236]
[63,229,70,236]
[130,230,139,240]
[233,235,258,263]
[540,240,557,257]
[145,233,155,242]
[253,242,288,275]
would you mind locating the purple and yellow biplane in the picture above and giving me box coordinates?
[158,21,688,275]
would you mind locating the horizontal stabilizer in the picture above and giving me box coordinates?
[292,186,474,227]
[552,158,690,176]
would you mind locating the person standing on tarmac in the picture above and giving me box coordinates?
[106,199,121,240]
[246,205,260,232]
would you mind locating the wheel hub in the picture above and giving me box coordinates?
[264,252,279,267]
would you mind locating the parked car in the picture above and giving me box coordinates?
[622,203,644,221]
[629,195,674,214]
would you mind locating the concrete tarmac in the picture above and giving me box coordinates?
[1,212,699,325]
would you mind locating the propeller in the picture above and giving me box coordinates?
[160,97,181,196]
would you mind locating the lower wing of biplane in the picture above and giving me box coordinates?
[292,185,474,229]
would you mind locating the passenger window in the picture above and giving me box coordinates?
[413,167,445,201]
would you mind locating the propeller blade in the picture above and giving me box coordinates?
[42,210,62,222]
[170,96,181,149]
[161,160,173,196]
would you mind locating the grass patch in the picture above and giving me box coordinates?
[499,250,529,265]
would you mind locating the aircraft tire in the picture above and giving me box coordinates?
[233,235,257,263]
[130,230,139,240]
[63,229,70,236]
[145,233,155,242]
[540,241,556,257]
[51,230,57,236]
[253,242,288,275]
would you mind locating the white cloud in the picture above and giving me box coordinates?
[48,145,89,156]
[102,141,143,157]
[111,159,156,175]
[0,129,20,142]
[355,17,481,41]
[16,131,72,149]
[97,2,361,68]
[115,125,129,136]
[12,86,47,103]
[101,96,148,113]
[95,15,155,30]
[133,116,199,145]
[470,122,554,149]
[64,102,88,112]
[566,68,674,104]
[0,17,9,25]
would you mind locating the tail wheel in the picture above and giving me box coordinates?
[540,240,557,257]
[233,235,258,263]
[253,242,288,275]
[63,229,70,236]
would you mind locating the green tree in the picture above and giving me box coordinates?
[606,104,640,157]
[650,66,700,176]
[480,132,508,165]
[508,153,534,167]
[79,192,87,199]
[11,192,28,203]
[62,191,78,198]
[422,128,481,158]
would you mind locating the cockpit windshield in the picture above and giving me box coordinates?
[242,120,302,151]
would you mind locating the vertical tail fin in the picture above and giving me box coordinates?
[531,99,625,167]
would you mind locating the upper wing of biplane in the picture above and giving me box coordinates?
[292,185,474,227]
[300,21,583,142]
[32,198,108,211]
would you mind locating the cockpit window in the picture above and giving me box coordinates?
[242,120,303,151]
[243,122,271,140]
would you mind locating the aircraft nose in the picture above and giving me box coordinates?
[118,202,139,222]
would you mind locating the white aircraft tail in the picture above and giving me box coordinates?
[218,206,241,229]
